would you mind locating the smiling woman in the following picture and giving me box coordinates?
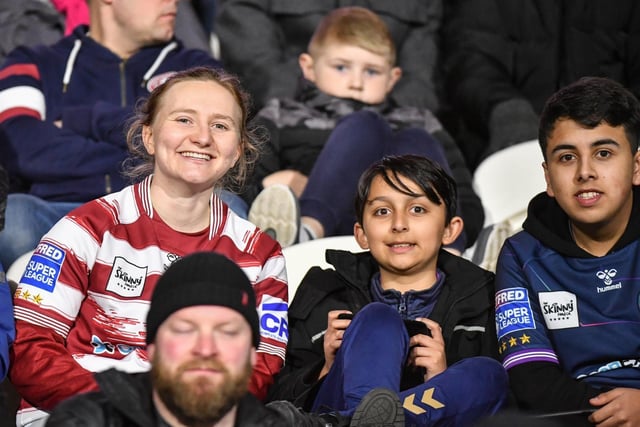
[9,67,288,425]
[125,67,260,195]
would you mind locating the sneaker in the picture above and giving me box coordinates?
[266,400,349,426]
[266,388,403,427]
[350,388,405,427]
[249,184,300,247]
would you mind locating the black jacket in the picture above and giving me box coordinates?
[267,249,497,409]
[46,369,284,427]
[443,0,640,167]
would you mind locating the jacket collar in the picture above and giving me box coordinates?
[95,369,157,426]
[325,249,494,323]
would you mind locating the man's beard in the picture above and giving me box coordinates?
[151,352,252,427]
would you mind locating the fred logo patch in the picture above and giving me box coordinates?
[106,257,147,298]
[496,287,535,339]
[21,243,66,292]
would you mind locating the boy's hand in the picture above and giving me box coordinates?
[319,310,352,379]
[407,318,447,381]
[589,387,640,426]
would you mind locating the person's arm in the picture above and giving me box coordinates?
[246,231,289,400]
[61,102,133,147]
[216,0,303,107]
[495,240,600,412]
[10,322,99,410]
[589,388,640,426]
[0,50,130,191]
[9,232,98,410]
[508,362,600,412]
[407,318,447,381]
[0,270,14,381]
[443,0,537,148]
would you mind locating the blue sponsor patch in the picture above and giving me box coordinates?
[495,287,535,339]
[21,242,65,292]
[260,301,288,342]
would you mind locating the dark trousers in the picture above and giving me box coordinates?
[299,111,466,250]
[312,303,509,426]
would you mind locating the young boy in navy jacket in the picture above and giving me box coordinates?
[268,155,508,426]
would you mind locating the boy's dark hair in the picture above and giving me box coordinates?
[354,155,457,225]
[539,76,640,158]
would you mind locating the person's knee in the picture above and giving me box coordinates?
[2,194,52,242]
[5,193,41,216]
[338,110,388,132]
[453,357,509,392]
[0,194,71,268]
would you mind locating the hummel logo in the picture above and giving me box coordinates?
[596,269,617,285]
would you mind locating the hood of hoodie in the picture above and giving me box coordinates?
[522,186,640,258]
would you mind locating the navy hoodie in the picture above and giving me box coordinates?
[0,26,220,202]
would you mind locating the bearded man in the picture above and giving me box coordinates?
[46,252,282,427]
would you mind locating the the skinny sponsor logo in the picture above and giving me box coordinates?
[106,257,147,298]
[539,291,579,329]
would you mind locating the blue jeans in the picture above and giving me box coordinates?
[216,189,249,219]
[0,191,248,269]
[299,110,466,251]
[0,194,80,269]
[312,303,508,426]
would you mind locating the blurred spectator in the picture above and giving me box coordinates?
[216,0,443,111]
[443,0,640,170]
[0,0,220,271]
[0,0,63,64]
[46,252,284,427]
[192,0,218,36]
[245,7,483,250]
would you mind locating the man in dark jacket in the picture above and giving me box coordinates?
[46,252,282,426]
[268,155,509,426]
[443,0,640,170]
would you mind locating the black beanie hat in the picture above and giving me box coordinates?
[146,252,260,347]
